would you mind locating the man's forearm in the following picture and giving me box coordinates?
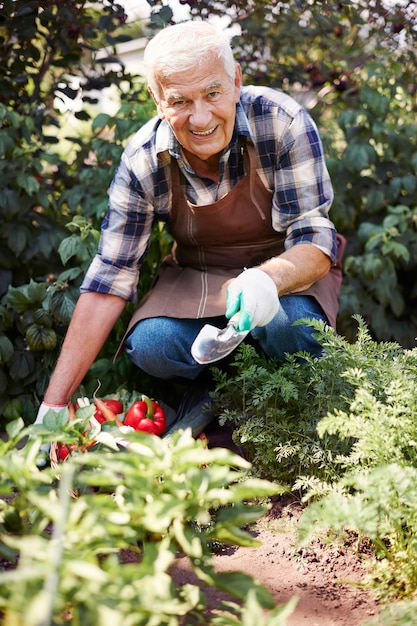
[44,292,127,405]
[259,244,331,296]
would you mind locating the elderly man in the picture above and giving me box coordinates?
[36,21,343,434]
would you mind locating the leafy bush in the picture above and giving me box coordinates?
[324,63,417,347]
[0,1,170,427]
[0,418,295,625]
[213,316,417,615]
[0,0,132,288]
[293,322,417,610]
[212,316,405,491]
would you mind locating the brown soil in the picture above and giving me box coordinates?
[171,496,380,625]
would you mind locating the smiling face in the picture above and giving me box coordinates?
[150,57,242,171]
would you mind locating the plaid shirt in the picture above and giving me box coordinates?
[81,86,337,302]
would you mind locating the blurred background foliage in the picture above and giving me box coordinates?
[0,0,416,427]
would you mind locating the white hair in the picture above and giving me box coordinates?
[144,21,236,100]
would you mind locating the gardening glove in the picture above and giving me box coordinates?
[226,268,280,332]
[34,402,68,466]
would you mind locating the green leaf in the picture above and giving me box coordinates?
[343,143,370,173]
[26,280,48,303]
[3,399,23,422]
[42,407,69,431]
[25,324,57,351]
[8,350,35,381]
[4,286,28,319]
[58,234,81,265]
[6,417,25,439]
[401,175,416,195]
[0,335,14,363]
[381,241,410,262]
[33,308,52,328]
[216,503,267,528]
[58,267,84,282]
[362,88,390,117]
[229,478,283,501]
[92,113,111,130]
[7,282,47,312]
[210,525,260,547]
[0,132,15,155]
[365,188,385,213]
[16,173,40,195]
[50,290,76,324]
[411,152,417,175]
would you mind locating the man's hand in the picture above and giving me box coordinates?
[33,402,68,466]
[226,268,279,332]
[43,292,126,406]
[34,402,68,426]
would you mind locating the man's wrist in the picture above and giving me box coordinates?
[42,401,68,409]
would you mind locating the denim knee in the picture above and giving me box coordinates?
[124,317,208,380]
[251,295,328,360]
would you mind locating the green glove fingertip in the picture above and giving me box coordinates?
[225,291,240,319]
[238,310,252,332]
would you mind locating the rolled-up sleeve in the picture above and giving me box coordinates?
[80,149,156,303]
[271,108,337,263]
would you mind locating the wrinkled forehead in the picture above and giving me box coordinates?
[154,54,231,100]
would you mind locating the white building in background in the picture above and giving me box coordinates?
[55,37,148,116]
[97,36,147,77]
[93,37,148,114]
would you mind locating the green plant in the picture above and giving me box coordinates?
[212,316,417,610]
[0,2,173,425]
[212,316,404,492]
[0,417,293,625]
[316,354,417,473]
[0,0,132,288]
[364,598,417,626]
[0,278,79,425]
[298,463,417,604]
[325,63,417,347]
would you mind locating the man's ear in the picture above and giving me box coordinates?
[148,86,165,119]
[234,63,242,102]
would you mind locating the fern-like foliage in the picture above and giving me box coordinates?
[212,314,417,608]
[213,315,409,493]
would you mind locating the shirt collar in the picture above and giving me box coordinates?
[155,118,180,157]
[234,98,254,143]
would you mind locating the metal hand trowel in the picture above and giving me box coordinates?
[191,315,249,365]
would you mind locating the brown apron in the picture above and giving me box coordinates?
[120,143,344,352]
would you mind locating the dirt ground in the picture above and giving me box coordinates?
[171,496,380,625]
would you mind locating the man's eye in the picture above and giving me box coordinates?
[208,91,221,99]
[173,99,186,106]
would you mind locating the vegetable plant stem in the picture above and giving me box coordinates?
[35,465,74,626]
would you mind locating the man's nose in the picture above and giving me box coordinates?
[189,101,211,127]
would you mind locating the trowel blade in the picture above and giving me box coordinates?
[191,321,249,365]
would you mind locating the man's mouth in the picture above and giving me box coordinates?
[190,127,217,137]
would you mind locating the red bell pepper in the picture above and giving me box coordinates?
[93,399,123,424]
[124,395,166,436]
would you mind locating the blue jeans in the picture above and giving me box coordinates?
[124,295,328,380]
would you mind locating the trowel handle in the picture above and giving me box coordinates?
[223,313,248,339]
[227,312,241,331]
